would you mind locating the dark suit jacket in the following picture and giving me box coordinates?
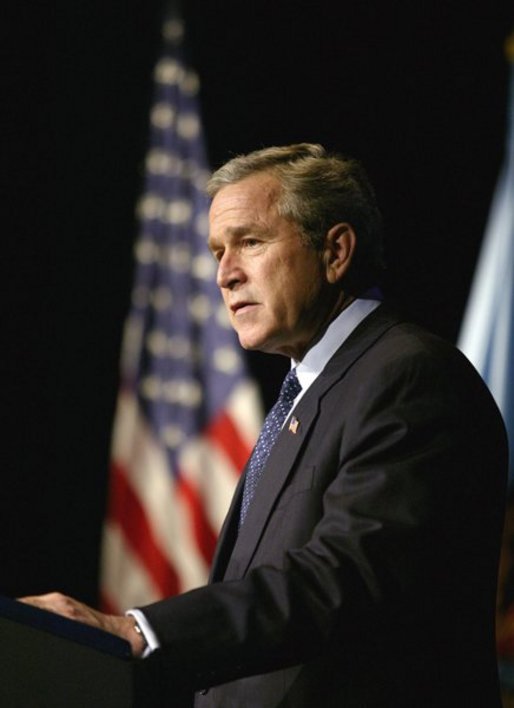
[142,305,508,707]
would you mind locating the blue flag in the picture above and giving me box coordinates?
[458,42,514,484]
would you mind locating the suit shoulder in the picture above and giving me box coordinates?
[356,307,472,372]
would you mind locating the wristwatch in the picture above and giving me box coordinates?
[132,619,148,649]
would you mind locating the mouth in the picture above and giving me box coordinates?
[230,301,257,316]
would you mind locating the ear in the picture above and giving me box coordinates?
[323,223,356,284]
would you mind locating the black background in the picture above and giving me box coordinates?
[3,1,513,605]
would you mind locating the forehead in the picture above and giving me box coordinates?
[208,172,282,234]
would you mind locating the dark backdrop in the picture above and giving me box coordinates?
[3,1,513,604]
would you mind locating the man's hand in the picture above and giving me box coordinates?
[19,592,147,657]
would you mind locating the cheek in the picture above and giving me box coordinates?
[281,265,322,312]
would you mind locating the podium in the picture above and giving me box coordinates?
[0,595,174,708]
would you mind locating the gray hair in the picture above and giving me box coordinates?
[207,143,385,294]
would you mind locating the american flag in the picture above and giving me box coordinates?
[100,8,262,613]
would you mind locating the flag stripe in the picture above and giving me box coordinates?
[113,396,211,588]
[101,522,162,611]
[176,474,218,566]
[206,410,253,472]
[99,590,118,617]
[108,461,181,598]
[178,433,244,533]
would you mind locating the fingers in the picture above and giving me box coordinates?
[18,593,142,656]
[19,592,67,612]
[19,592,97,624]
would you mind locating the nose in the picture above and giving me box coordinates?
[216,251,245,290]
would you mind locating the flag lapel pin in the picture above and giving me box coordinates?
[289,416,299,434]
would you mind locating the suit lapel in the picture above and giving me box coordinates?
[211,304,403,582]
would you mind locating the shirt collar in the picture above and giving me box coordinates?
[293,298,381,393]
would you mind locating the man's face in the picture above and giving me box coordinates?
[208,172,337,360]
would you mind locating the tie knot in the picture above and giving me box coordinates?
[280,368,302,405]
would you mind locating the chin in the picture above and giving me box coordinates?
[238,338,262,352]
[236,323,284,354]
[237,331,270,353]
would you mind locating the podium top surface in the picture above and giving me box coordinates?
[0,595,132,659]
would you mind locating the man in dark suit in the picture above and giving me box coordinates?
[24,144,508,706]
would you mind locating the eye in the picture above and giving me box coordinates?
[242,238,259,249]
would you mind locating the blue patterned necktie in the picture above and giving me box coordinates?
[239,368,302,526]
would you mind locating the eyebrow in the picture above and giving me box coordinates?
[208,223,265,250]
